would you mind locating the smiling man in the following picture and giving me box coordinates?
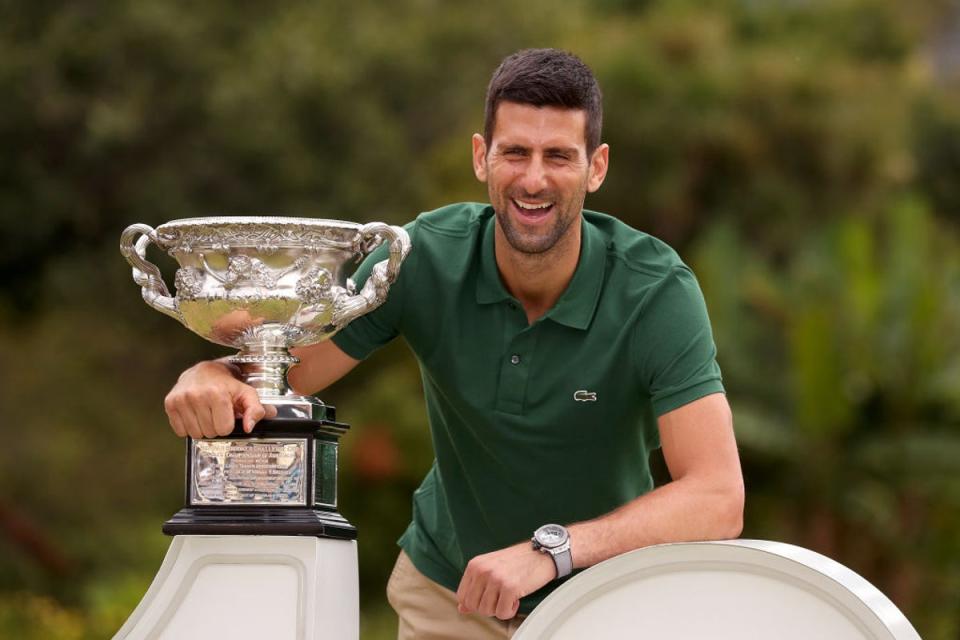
[163,49,744,639]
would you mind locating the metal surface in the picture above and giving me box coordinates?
[513,539,921,640]
[190,438,308,506]
[120,216,411,409]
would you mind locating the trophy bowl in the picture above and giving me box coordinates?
[120,216,410,420]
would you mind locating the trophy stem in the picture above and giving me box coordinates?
[230,345,328,421]
[231,347,298,397]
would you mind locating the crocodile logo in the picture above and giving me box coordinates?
[574,390,597,402]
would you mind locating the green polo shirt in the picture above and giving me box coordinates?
[332,203,723,613]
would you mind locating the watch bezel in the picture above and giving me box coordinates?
[533,523,569,549]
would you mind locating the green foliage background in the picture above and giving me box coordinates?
[1,0,959,637]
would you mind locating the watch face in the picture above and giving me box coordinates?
[536,524,568,548]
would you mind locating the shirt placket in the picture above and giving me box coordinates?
[496,302,539,415]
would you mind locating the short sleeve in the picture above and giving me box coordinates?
[331,220,419,360]
[634,266,724,417]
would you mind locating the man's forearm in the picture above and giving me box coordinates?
[456,466,743,620]
[287,340,360,395]
[568,471,744,569]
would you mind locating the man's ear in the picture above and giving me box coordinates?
[472,133,488,182]
[587,143,610,193]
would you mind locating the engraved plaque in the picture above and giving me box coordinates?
[190,438,307,506]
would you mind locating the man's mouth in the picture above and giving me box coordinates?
[511,198,555,220]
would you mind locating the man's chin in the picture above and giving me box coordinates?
[502,229,559,255]
[496,215,555,253]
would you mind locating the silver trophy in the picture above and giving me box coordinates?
[120,216,410,536]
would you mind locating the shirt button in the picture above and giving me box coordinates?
[510,354,521,365]
[508,302,518,311]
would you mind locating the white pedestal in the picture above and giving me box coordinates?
[514,540,921,640]
[114,535,358,640]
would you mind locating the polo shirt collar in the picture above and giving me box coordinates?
[475,212,606,331]
[476,215,511,305]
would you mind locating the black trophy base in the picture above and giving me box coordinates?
[162,507,357,539]
[164,414,357,540]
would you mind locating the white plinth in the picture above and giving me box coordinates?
[114,535,358,640]
[514,539,920,640]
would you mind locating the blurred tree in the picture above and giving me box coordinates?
[914,93,960,222]
[694,198,960,637]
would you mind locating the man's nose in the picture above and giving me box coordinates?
[517,155,549,195]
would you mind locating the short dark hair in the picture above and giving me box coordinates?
[484,48,603,154]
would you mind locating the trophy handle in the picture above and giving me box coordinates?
[120,223,183,323]
[332,223,411,328]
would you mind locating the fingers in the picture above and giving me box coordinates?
[165,393,202,439]
[455,545,546,621]
[184,390,220,439]
[477,581,500,619]
[458,575,518,620]
[235,385,266,433]
[495,592,520,621]
[455,568,475,614]
[457,559,521,620]
[165,402,187,438]
[455,580,467,612]
[164,362,261,438]
[211,392,237,437]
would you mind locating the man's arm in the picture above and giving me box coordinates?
[287,339,361,395]
[568,392,743,566]
[164,339,360,439]
[456,392,743,620]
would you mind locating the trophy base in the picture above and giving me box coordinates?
[162,506,357,539]
[167,416,356,540]
[264,394,331,421]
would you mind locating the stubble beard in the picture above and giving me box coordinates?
[493,188,587,257]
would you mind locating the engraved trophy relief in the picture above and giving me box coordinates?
[120,216,410,536]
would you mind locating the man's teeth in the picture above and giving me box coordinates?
[515,200,552,210]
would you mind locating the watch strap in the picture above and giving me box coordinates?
[552,544,572,578]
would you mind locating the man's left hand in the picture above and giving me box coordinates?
[455,541,556,620]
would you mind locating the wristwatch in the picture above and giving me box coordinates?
[531,523,572,579]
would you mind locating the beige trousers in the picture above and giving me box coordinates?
[386,550,525,639]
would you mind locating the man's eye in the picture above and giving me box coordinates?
[548,153,571,161]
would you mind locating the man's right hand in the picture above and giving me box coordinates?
[164,360,276,438]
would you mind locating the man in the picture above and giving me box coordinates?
[164,49,744,639]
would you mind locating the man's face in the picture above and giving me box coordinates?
[473,102,609,255]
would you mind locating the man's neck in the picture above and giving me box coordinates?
[494,221,582,325]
